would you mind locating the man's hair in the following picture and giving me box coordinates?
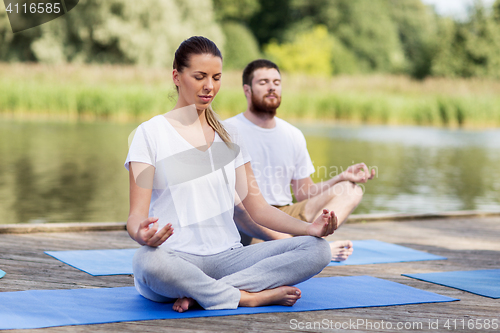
[242,59,280,86]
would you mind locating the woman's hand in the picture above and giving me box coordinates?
[306,209,338,238]
[135,217,174,247]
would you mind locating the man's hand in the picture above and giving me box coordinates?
[135,217,174,247]
[342,163,375,183]
[307,209,338,237]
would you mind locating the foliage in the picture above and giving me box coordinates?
[265,26,334,76]
[432,3,500,79]
[3,0,500,79]
[221,22,260,70]
[495,0,500,22]
[0,2,40,61]
[213,0,260,21]
[329,36,360,75]
[256,0,500,79]
[1,0,224,67]
[387,0,439,79]
[288,0,406,73]
[278,19,360,75]
[247,0,294,46]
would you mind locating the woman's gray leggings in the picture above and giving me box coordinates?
[133,236,331,310]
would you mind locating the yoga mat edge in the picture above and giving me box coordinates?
[403,269,500,299]
[0,276,458,330]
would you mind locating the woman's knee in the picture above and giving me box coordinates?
[133,246,172,281]
[300,236,332,268]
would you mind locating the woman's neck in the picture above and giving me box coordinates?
[168,104,208,128]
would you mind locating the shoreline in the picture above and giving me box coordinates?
[2,112,500,130]
[1,210,499,234]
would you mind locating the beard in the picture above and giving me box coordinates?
[250,90,281,117]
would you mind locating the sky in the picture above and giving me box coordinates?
[421,0,496,19]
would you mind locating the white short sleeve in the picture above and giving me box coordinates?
[124,123,157,171]
[224,122,251,168]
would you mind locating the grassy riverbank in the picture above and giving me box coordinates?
[1,63,500,127]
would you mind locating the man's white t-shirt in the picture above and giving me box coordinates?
[125,115,251,255]
[225,113,315,206]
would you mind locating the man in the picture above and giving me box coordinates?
[225,59,375,261]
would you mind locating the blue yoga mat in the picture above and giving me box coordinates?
[45,248,137,276]
[328,240,446,266]
[46,240,446,276]
[0,276,457,330]
[0,269,5,279]
[403,269,500,299]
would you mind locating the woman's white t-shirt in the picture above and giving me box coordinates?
[125,115,251,255]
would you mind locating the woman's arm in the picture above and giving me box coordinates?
[128,162,173,247]
[234,202,292,241]
[235,162,337,238]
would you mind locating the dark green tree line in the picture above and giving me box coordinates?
[1,0,500,79]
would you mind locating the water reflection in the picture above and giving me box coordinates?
[12,157,96,223]
[0,120,499,224]
[0,121,136,224]
[301,123,500,214]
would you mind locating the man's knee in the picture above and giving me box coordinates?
[331,181,363,205]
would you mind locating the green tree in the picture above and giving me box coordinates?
[213,0,260,21]
[432,2,500,78]
[493,0,500,22]
[430,18,465,77]
[265,25,334,75]
[247,0,295,46]
[275,19,360,75]
[212,0,261,69]
[221,22,260,69]
[388,0,439,78]
[0,2,40,61]
[1,0,224,66]
[289,0,406,73]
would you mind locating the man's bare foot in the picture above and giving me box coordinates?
[172,297,196,313]
[330,240,353,261]
[239,286,301,307]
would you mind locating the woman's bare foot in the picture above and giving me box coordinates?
[172,297,196,313]
[330,240,353,261]
[239,286,301,307]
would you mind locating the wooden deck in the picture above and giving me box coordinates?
[1,215,499,332]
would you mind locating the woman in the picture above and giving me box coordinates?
[125,36,336,313]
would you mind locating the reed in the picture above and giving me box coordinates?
[1,63,499,127]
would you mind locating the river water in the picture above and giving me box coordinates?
[1,119,499,224]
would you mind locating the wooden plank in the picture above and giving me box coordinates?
[0,222,127,234]
[1,210,500,235]
[347,210,500,223]
[0,217,499,332]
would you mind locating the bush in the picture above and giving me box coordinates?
[221,22,260,70]
[264,25,334,76]
[330,37,360,75]
[0,0,225,67]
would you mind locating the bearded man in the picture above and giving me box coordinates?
[225,59,375,261]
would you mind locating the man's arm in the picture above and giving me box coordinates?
[291,163,375,201]
[236,162,337,238]
[292,174,345,202]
